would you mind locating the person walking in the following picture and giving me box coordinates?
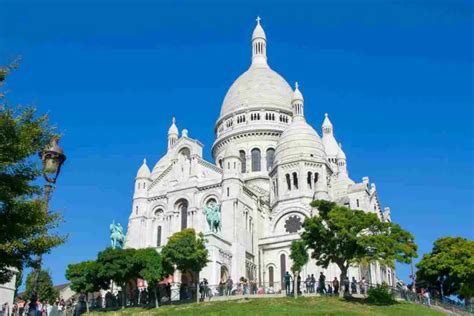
[310,274,316,293]
[318,272,326,294]
[226,276,233,296]
[359,277,367,295]
[333,277,340,296]
[305,275,311,294]
[297,274,302,295]
[284,272,292,296]
[351,277,358,294]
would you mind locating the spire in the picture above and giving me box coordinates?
[291,81,304,119]
[322,113,333,134]
[168,117,179,150]
[251,16,268,68]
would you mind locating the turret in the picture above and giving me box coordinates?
[133,158,151,216]
[168,117,179,150]
[222,147,243,198]
[322,113,340,166]
[336,143,348,176]
[292,82,304,118]
[251,16,268,68]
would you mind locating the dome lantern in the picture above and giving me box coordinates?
[251,16,268,68]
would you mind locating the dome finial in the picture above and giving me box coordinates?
[256,16,261,25]
[143,158,147,164]
[295,81,299,89]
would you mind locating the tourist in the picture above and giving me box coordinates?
[359,277,367,295]
[250,279,257,295]
[305,275,311,293]
[351,277,358,294]
[284,271,292,296]
[327,284,333,296]
[422,288,431,307]
[318,272,326,294]
[333,277,339,295]
[226,276,233,296]
[343,276,350,295]
[310,274,316,293]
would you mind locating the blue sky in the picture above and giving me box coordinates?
[1,0,472,287]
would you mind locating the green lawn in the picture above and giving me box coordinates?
[88,296,444,315]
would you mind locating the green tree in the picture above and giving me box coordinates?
[65,261,102,313]
[96,248,140,308]
[0,63,65,283]
[290,240,309,298]
[14,268,23,298]
[24,269,58,303]
[302,200,417,290]
[161,229,209,283]
[135,248,166,308]
[416,237,474,305]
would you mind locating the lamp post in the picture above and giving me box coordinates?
[28,136,66,315]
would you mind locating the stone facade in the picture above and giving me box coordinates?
[125,19,395,289]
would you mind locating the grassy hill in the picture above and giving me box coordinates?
[88,296,444,315]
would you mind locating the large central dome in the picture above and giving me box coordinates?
[220,66,293,117]
[218,18,293,119]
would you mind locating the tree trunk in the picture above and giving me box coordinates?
[154,286,159,308]
[294,272,298,299]
[339,265,348,298]
[85,292,89,313]
[122,283,126,309]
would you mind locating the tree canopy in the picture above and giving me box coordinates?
[301,200,417,281]
[135,248,167,307]
[416,237,474,303]
[161,228,209,275]
[66,260,102,313]
[24,269,58,303]
[0,63,65,283]
[290,239,309,298]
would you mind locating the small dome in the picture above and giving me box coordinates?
[252,21,266,40]
[220,66,293,117]
[168,117,178,135]
[136,159,151,178]
[223,146,240,159]
[275,118,326,164]
[292,82,304,102]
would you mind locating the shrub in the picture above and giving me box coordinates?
[367,283,396,305]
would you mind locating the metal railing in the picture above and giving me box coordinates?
[61,281,472,315]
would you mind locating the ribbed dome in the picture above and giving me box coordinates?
[219,66,293,117]
[275,118,326,163]
[151,155,170,177]
[136,159,151,178]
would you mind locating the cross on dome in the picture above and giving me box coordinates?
[256,16,261,24]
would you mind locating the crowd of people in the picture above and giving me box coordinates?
[1,298,71,316]
[282,272,369,296]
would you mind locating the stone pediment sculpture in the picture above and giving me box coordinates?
[110,220,125,249]
[203,200,221,234]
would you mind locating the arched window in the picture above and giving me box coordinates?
[314,172,319,186]
[269,266,274,287]
[293,172,298,189]
[286,174,291,190]
[218,159,223,169]
[280,254,286,291]
[157,226,162,247]
[178,147,191,160]
[239,150,246,173]
[307,172,312,189]
[266,148,275,170]
[176,199,188,231]
[251,148,261,172]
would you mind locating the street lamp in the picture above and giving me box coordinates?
[29,136,66,314]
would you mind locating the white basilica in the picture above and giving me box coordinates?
[125,19,395,289]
